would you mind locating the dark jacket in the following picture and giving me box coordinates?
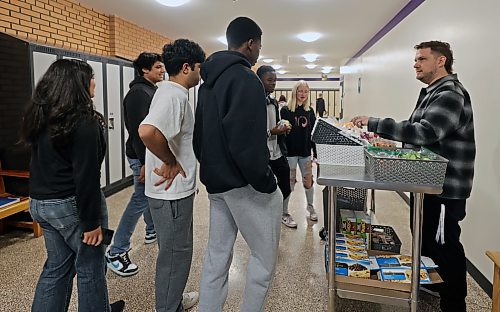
[280,105,317,158]
[123,76,157,165]
[316,97,325,113]
[193,51,277,194]
[368,74,475,199]
[29,119,106,231]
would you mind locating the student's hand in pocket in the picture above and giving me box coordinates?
[139,165,145,183]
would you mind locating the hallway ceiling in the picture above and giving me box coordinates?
[77,0,410,75]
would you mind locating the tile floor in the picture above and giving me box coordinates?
[0,172,492,311]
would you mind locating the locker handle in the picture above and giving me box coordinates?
[108,117,114,129]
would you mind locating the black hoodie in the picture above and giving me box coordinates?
[123,76,157,165]
[193,51,277,194]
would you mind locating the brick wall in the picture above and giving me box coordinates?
[0,0,170,60]
[110,16,170,60]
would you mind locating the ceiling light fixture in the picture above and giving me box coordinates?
[322,66,333,71]
[321,68,331,74]
[155,0,190,7]
[217,36,227,46]
[272,64,282,70]
[302,53,319,62]
[306,64,317,69]
[263,58,274,63]
[277,70,287,75]
[297,32,321,42]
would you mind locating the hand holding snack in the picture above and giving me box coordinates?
[277,119,292,134]
[351,116,369,128]
[270,124,287,135]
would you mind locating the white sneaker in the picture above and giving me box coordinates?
[307,204,318,221]
[182,291,199,310]
[282,214,298,228]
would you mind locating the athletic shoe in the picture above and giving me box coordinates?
[420,285,441,298]
[110,300,125,312]
[182,291,199,310]
[105,249,139,277]
[282,214,298,228]
[307,204,318,221]
[145,232,157,244]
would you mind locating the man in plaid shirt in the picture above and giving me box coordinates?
[352,41,475,312]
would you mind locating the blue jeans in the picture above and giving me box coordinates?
[30,192,110,312]
[287,156,314,206]
[110,157,155,255]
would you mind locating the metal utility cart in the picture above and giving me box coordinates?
[318,165,443,312]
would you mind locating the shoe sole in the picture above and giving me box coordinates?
[106,263,139,277]
[420,287,440,298]
[309,216,318,221]
[281,221,298,228]
[144,238,157,244]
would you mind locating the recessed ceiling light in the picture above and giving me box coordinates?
[297,32,321,42]
[302,53,319,62]
[277,70,287,75]
[217,36,227,45]
[263,58,274,63]
[306,64,317,69]
[272,64,282,70]
[155,0,190,7]
[322,66,333,71]
[321,68,331,74]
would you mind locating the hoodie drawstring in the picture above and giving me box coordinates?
[435,204,445,245]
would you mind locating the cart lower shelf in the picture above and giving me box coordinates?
[332,272,442,307]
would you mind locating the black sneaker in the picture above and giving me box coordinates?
[420,285,441,298]
[105,250,139,277]
[110,300,125,312]
[145,232,157,244]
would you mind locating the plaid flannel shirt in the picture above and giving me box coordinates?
[368,74,475,199]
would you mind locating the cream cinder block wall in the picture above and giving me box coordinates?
[342,0,500,283]
[0,0,170,59]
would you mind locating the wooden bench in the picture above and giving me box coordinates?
[0,167,42,237]
[486,251,500,312]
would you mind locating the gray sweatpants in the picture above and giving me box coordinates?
[148,194,194,312]
[199,185,282,312]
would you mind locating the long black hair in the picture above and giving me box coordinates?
[21,59,105,146]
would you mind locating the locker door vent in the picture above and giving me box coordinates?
[33,46,58,54]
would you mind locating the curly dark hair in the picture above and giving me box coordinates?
[133,52,163,76]
[162,39,206,76]
[21,59,105,146]
[415,41,454,74]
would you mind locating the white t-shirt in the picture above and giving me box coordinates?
[141,81,196,200]
[266,103,282,160]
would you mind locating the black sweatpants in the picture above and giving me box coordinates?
[269,156,291,201]
[410,194,467,312]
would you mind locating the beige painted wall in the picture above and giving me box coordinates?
[342,0,500,282]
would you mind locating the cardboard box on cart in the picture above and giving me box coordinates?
[326,249,443,295]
